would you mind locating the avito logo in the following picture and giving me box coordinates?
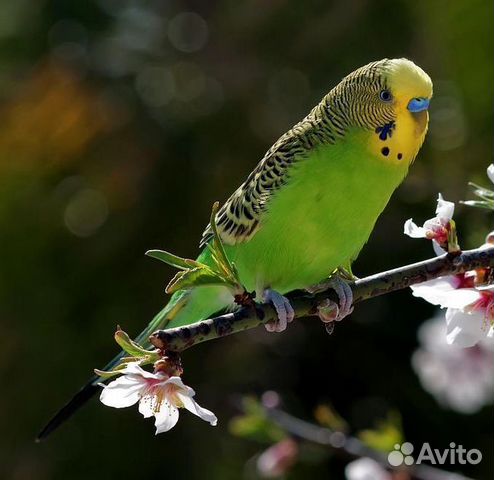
[388,442,482,466]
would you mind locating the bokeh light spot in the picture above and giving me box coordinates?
[64,189,109,237]
[135,66,175,107]
[167,12,208,53]
[172,61,206,102]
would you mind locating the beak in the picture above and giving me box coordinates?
[407,97,430,113]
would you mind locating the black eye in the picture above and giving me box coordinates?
[379,89,392,102]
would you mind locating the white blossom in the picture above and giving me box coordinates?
[404,194,455,255]
[488,163,494,184]
[411,272,494,347]
[412,315,494,413]
[100,363,217,434]
[345,458,391,480]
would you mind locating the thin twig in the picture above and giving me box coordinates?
[264,406,473,480]
[150,246,494,352]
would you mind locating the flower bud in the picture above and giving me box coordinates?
[257,438,298,478]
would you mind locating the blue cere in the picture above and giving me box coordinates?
[407,97,430,112]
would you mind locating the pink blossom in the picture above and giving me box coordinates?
[257,438,298,478]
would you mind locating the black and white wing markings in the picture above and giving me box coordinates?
[200,122,315,247]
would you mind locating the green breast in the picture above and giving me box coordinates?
[225,132,409,294]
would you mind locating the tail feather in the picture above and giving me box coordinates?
[36,291,188,441]
[36,379,99,442]
[37,280,232,440]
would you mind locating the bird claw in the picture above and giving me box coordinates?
[317,297,339,322]
[263,289,295,333]
[308,277,354,334]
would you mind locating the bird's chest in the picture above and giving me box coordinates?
[368,110,427,165]
[232,136,408,293]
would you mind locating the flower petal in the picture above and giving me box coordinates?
[487,325,494,339]
[412,314,494,413]
[163,376,190,392]
[436,193,455,220]
[432,240,446,257]
[100,375,144,408]
[404,219,426,238]
[177,392,218,426]
[488,164,494,185]
[154,402,179,434]
[445,308,485,347]
[163,376,201,401]
[121,362,162,380]
[138,394,157,418]
[345,457,391,480]
[411,277,480,309]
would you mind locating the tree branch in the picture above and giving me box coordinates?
[149,246,494,352]
[263,405,474,480]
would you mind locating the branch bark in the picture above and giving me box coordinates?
[149,246,494,352]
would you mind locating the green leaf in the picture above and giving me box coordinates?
[95,355,158,379]
[114,328,158,358]
[314,403,348,432]
[229,396,286,443]
[209,203,233,272]
[358,411,404,453]
[206,202,243,291]
[146,249,200,270]
[94,366,126,379]
[165,266,233,294]
[146,203,247,296]
[468,182,494,198]
[447,219,461,253]
[94,357,139,378]
[462,200,494,210]
[463,183,494,211]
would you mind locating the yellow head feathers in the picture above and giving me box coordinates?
[311,58,432,164]
[384,58,433,111]
[368,58,432,165]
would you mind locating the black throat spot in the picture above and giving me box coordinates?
[375,121,396,141]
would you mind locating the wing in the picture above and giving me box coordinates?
[201,115,325,247]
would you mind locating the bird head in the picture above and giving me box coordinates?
[331,58,433,138]
[383,58,433,135]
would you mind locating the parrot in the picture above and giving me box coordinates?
[37,58,432,440]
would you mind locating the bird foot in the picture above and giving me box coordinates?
[263,289,295,333]
[336,266,358,282]
[307,277,354,334]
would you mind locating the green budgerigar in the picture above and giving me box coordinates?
[38,58,432,439]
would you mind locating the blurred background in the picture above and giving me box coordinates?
[0,0,492,478]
